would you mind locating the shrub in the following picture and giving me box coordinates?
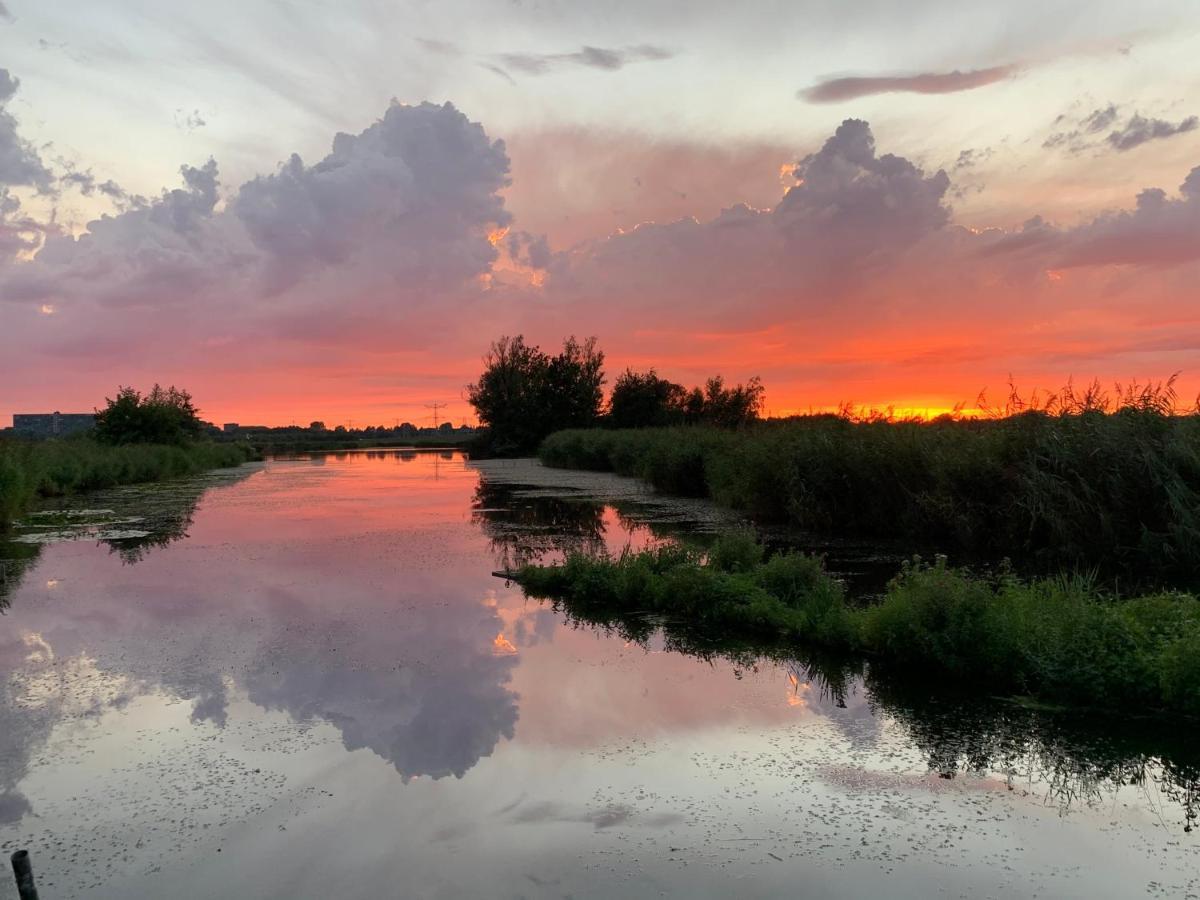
[707,529,763,573]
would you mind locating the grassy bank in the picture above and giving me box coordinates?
[0,438,257,529]
[515,533,1200,717]
[540,408,1200,578]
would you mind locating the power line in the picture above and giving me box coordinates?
[424,401,448,429]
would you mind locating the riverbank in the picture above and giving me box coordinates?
[514,533,1200,717]
[0,438,258,529]
[539,409,1200,579]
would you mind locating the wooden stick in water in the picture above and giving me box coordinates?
[10,850,40,900]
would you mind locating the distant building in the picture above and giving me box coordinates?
[12,412,95,439]
[223,423,239,433]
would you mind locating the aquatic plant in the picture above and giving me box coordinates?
[0,437,257,530]
[515,538,1200,716]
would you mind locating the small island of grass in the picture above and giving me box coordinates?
[512,531,1200,718]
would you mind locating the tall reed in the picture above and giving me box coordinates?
[540,400,1200,577]
[0,438,256,530]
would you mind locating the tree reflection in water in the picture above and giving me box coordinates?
[1,470,250,607]
[536,561,1200,834]
[3,460,1197,838]
[0,542,40,614]
[471,477,608,570]
[866,673,1200,833]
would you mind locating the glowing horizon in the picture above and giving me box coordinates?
[1,2,1199,429]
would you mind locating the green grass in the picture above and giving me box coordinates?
[539,408,1200,578]
[515,534,1200,717]
[0,437,258,530]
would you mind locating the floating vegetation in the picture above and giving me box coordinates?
[0,437,258,531]
[534,579,1200,834]
[13,509,150,544]
[0,465,258,611]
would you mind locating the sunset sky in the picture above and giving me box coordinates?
[2,1,1199,426]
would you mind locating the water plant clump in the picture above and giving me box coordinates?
[515,534,1200,717]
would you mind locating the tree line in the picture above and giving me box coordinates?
[467,335,764,454]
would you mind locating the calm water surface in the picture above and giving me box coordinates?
[1,451,1197,898]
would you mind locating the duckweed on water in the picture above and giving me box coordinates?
[0,438,257,530]
[516,532,1200,717]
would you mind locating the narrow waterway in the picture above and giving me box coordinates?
[0,450,1196,898]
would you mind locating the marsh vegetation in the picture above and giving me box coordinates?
[515,531,1200,716]
[0,384,257,530]
[540,382,1200,578]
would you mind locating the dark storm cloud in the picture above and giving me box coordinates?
[496,44,673,76]
[59,168,135,206]
[799,65,1016,103]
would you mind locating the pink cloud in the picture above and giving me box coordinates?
[2,96,1200,426]
[800,65,1018,103]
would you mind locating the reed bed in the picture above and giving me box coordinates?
[540,389,1200,578]
[0,438,256,529]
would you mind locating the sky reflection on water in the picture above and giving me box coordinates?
[0,451,1198,899]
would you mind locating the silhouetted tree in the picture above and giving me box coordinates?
[609,368,689,428]
[94,385,203,445]
[543,336,606,427]
[695,375,765,428]
[608,370,764,429]
[468,335,605,454]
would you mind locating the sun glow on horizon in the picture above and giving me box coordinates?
[771,404,988,422]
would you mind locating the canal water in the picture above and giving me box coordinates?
[0,450,1197,898]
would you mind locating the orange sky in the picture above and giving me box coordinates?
[2,7,1199,426]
